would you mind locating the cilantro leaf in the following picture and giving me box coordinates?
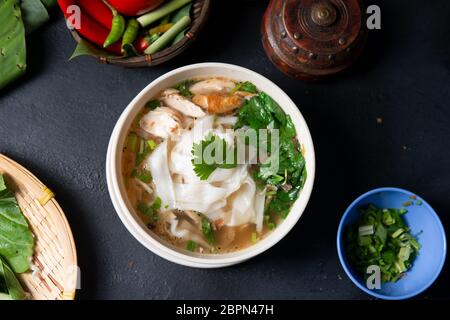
[231,81,258,95]
[191,135,237,180]
[234,91,307,219]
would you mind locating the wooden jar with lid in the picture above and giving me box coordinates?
[261,0,367,80]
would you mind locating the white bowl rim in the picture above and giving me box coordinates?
[106,62,316,268]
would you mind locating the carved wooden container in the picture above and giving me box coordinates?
[261,0,367,80]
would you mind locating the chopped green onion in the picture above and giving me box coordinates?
[398,246,411,261]
[136,139,156,165]
[201,217,215,244]
[410,239,421,251]
[382,211,395,225]
[268,222,276,230]
[137,197,162,221]
[138,202,151,216]
[251,232,258,244]
[174,79,194,98]
[395,260,407,273]
[358,225,374,236]
[392,228,405,239]
[186,240,198,252]
[152,197,162,210]
[127,133,138,152]
[147,139,157,150]
[358,236,371,246]
[345,205,420,283]
[132,169,152,183]
[145,100,160,110]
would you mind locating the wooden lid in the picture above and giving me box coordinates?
[262,0,367,80]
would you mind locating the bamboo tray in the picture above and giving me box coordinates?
[0,154,77,300]
[70,0,210,67]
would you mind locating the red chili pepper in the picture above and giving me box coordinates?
[135,36,150,54]
[77,0,113,29]
[135,33,160,54]
[57,0,121,54]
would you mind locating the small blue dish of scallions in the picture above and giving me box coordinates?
[337,187,446,300]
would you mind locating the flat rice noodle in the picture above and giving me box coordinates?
[225,176,257,226]
[169,132,199,182]
[145,140,176,209]
[191,115,215,143]
[176,200,227,216]
[215,116,238,126]
[207,167,236,183]
[148,115,260,229]
[174,182,229,205]
[254,189,266,233]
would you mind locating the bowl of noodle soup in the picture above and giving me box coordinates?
[106,63,315,267]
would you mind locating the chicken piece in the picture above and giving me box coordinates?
[161,89,206,118]
[189,78,236,95]
[192,93,244,114]
[139,107,182,139]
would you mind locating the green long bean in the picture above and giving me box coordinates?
[144,16,191,55]
[137,0,193,27]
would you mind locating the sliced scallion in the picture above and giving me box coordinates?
[251,232,258,244]
[358,225,374,236]
[186,240,198,252]
[392,228,405,239]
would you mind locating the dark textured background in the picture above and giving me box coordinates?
[0,0,449,299]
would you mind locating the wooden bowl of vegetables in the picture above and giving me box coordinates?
[58,0,210,67]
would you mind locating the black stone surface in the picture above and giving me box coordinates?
[0,0,449,300]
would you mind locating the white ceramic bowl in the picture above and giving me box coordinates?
[106,63,315,268]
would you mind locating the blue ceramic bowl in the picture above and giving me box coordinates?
[337,187,447,300]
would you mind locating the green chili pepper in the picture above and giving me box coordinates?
[103,1,126,48]
[121,19,140,52]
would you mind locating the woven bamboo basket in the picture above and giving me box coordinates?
[70,0,210,67]
[0,154,77,300]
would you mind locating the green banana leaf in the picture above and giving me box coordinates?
[70,38,118,60]
[20,0,50,35]
[0,175,34,274]
[0,0,27,90]
[0,256,26,300]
